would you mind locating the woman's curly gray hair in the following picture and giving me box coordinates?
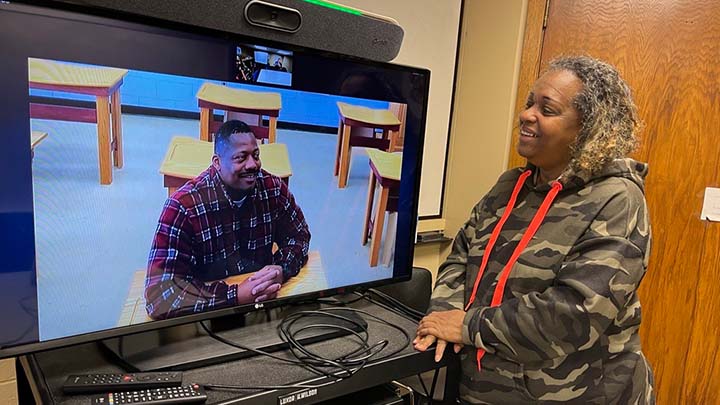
[547,55,642,176]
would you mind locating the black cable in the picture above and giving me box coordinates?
[281,323,377,364]
[298,307,411,360]
[365,288,425,320]
[277,309,378,379]
[357,292,447,404]
[198,321,306,367]
[364,291,421,321]
[201,312,365,380]
[200,306,411,392]
[204,379,340,392]
[278,311,369,357]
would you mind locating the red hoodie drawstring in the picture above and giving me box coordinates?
[464,170,563,371]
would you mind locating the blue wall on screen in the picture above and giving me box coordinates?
[30,70,390,128]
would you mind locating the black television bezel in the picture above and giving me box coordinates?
[0,1,429,358]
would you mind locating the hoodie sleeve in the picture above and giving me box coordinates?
[462,186,651,363]
[428,197,489,313]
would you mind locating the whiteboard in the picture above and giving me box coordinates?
[335,0,462,217]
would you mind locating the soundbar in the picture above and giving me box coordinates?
[46,0,404,61]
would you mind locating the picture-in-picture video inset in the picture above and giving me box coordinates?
[236,44,293,87]
[28,57,406,342]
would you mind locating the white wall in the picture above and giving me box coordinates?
[414,0,528,279]
[334,0,463,217]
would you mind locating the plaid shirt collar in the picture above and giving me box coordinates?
[207,165,265,210]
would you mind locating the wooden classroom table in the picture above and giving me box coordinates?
[118,251,326,326]
[159,136,292,196]
[219,251,327,298]
[334,102,401,189]
[196,82,281,143]
[362,149,401,267]
[28,58,128,184]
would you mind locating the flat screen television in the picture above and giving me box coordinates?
[0,1,429,359]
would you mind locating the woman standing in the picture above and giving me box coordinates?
[414,56,654,404]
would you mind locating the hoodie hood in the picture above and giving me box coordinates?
[558,158,648,193]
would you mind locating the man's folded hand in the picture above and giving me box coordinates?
[235,265,282,304]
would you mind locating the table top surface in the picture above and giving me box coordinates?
[28,58,128,88]
[336,102,401,126]
[159,136,292,179]
[119,252,326,327]
[366,149,402,181]
[220,251,327,298]
[197,82,282,110]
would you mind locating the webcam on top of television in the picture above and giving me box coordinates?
[244,0,302,33]
[47,0,405,61]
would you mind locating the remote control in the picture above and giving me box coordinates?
[91,384,207,404]
[62,372,183,394]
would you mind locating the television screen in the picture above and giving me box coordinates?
[253,50,269,65]
[0,2,429,357]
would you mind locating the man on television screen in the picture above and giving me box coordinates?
[145,120,310,320]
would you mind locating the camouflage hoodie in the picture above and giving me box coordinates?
[430,158,654,404]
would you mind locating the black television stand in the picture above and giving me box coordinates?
[100,300,367,372]
[20,296,459,404]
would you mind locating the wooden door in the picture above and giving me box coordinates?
[509,1,720,403]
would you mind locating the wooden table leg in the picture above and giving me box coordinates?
[381,212,397,266]
[370,185,389,267]
[200,107,212,141]
[96,95,112,185]
[387,128,398,152]
[111,90,124,168]
[338,124,352,188]
[268,116,278,143]
[334,118,344,176]
[362,172,377,245]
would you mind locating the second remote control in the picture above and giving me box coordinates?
[91,384,207,405]
[63,372,183,394]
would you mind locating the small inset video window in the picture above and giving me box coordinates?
[236,44,293,87]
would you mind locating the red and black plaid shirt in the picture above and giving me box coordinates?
[145,166,310,320]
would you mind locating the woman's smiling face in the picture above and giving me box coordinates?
[517,69,583,180]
